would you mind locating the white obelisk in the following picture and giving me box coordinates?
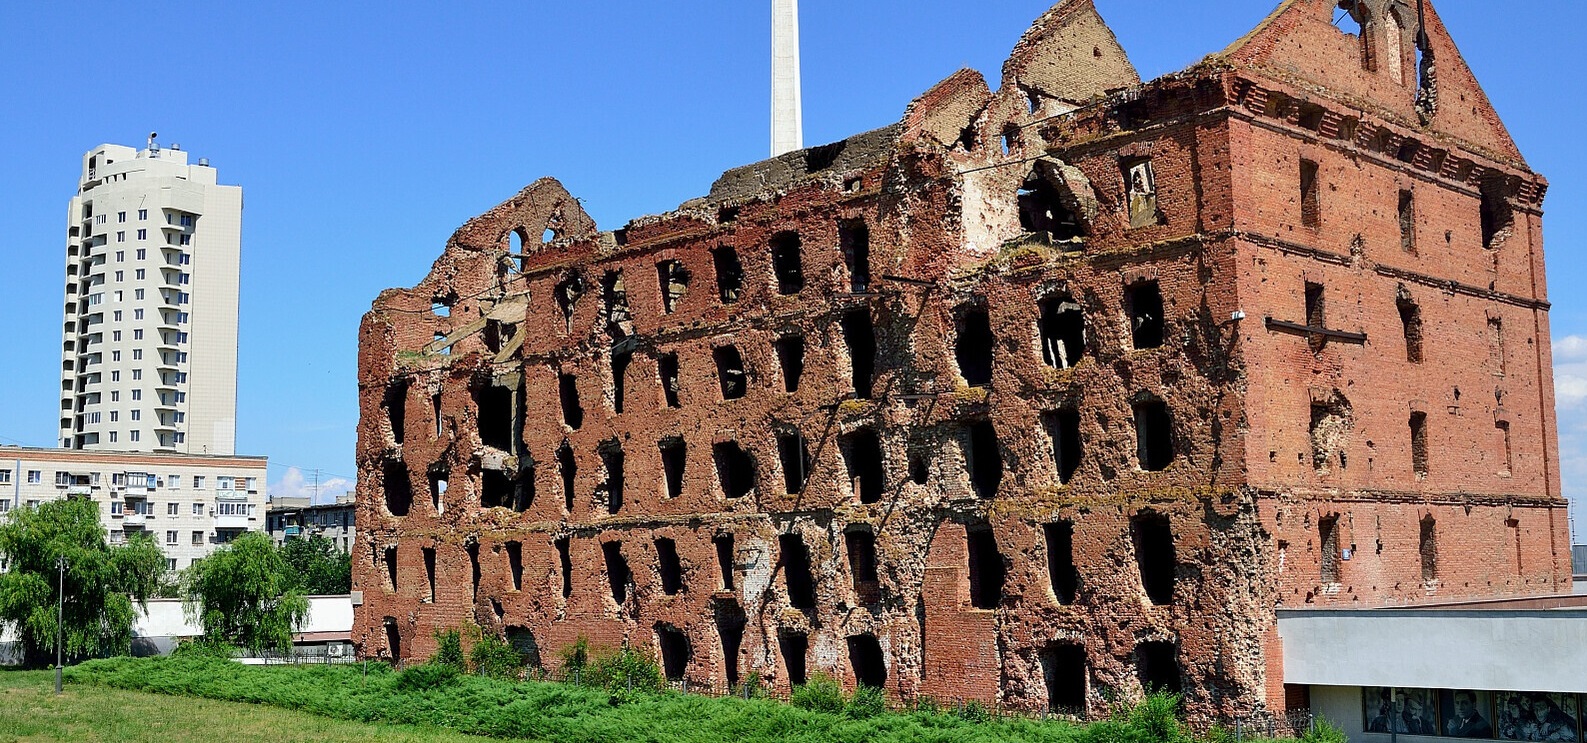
[771,0,804,156]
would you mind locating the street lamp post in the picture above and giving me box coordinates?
[55,555,65,694]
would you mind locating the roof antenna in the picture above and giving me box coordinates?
[771,0,804,156]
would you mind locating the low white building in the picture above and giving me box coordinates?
[0,445,266,570]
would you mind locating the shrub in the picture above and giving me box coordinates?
[846,684,886,719]
[1303,718,1348,743]
[955,698,991,723]
[586,644,662,693]
[735,670,769,699]
[394,662,458,691]
[791,672,845,714]
[1129,692,1190,743]
[559,636,592,673]
[169,638,237,660]
[432,627,464,670]
[469,633,523,680]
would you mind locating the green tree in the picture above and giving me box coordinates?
[0,498,165,666]
[183,532,309,655]
[279,535,351,595]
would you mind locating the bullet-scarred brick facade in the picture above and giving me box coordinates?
[352,0,1568,722]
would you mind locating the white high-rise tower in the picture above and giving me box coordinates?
[59,139,241,455]
[771,0,804,156]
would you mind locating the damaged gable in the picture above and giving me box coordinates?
[1001,0,1140,110]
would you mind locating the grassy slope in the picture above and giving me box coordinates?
[0,669,498,743]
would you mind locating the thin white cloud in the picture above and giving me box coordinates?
[268,466,354,504]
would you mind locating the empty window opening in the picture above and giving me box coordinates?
[1134,398,1175,472]
[1488,318,1505,375]
[1045,521,1078,605]
[716,608,746,688]
[1498,420,1513,475]
[1300,159,1321,228]
[509,228,526,254]
[422,547,437,603]
[1039,296,1086,369]
[1126,281,1164,349]
[1043,409,1083,485]
[1132,512,1176,605]
[600,270,631,340]
[513,460,535,512]
[1297,103,1326,132]
[715,441,756,499]
[840,309,877,399]
[1318,514,1341,583]
[847,635,887,689]
[908,452,929,485]
[1304,282,1327,352]
[718,205,740,224]
[1410,412,1429,477]
[384,617,401,661]
[385,380,408,445]
[657,259,690,313]
[1481,186,1512,250]
[1419,515,1437,581]
[846,528,879,605]
[555,537,572,598]
[1334,0,1373,68]
[477,384,513,450]
[965,420,1004,498]
[467,542,481,599]
[1136,641,1182,694]
[384,459,412,517]
[1124,159,1161,230]
[778,429,812,495]
[658,353,682,408]
[779,533,816,609]
[1001,125,1018,156]
[1395,190,1417,256]
[655,538,684,596]
[656,625,690,681]
[600,442,625,515]
[428,466,448,514]
[558,374,584,430]
[610,346,632,415]
[1019,170,1083,241]
[714,346,747,400]
[481,320,505,354]
[384,546,398,591]
[840,219,871,292]
[1042,643,1087,712]
[506,626,542,669]
[956,306,995,386]
[660,438,686,500]
[967,524,1006,609]
[841,427,886,504]
[712,246,744,303]
[602,541,632,606]
[507,540,524,591]
[1397,293,1423,364]
[780,632,809,686]
[513,379,528,455]
[770,232,805,295]
[774,335,805,393]
[714,533,736,590]
[554,272,585,333]
[557,442,578,512]
[432,393,443,438]
[481,469,512,509]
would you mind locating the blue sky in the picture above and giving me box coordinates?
[0,1,1582,535]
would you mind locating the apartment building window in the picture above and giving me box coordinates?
[246,478,258,492]
[180,235,191,246]
[134,329,143,340]
[169,475,181,489]
[111,392,119,402]
[112,351,121,362]
[130,431,140,442]
[115,251,125,263]
[138,209,147,220]
[166,559,177,571]
[135,289,144,300]
[111,501,123,515]
[167,502,179,515]
[165,530,177,545]
[113,311,122,322]
[111,371,120,382]
[136,249,146,260]
[110,432,118,443]
[0,470,9,485]
[0,499,10,513]
[136,229,146,240]
[132,390,141,400]
[117,212,126,223]
[110,412,118,422]
[132,350,142,361]
[132,371,142,381]
[115,271,124,282]
[27,471,41,484]
[174,433,186,444]
[116,231,125,242]
[135,269,145,280]
[134,309,144,319]
[181,215,194,227]
[192,531,204,546]
[113,331,122,341]
[218,477,234,491]
[194,476,205,488]
[192,503,204,515]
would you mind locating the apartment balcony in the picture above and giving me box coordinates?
[121,513,147,527]
[66,485,93,497]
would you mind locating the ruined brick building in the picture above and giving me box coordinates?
[352,0,1568,722]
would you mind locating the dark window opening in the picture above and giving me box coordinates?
[657,625,690,681]
[1410,412,1429,477]
[1126,281,1164,349]
[1319,514,1341,583]
[384,546,398,591]
[840,220,871,292]
[1298,103,1326,131]
[513,379,528,455]
[384,459,412,517]
[908,452,929,485]
[507,540,524,591]
[779,533,816,609]
[715,441,756,499]
[610,346,632,415]
[841,427,886,504]
[965,420,1003,498]
[712,246,744,303]
[1043,409,1082,484]
[1137,641,1182,694]
[1480,187,1512,250]
[1039,296,1086,369]
[840,309,877,398]
[384,617,401,661]
[506,626,541,669]
[848,635,887,689]
[557,442,577,512]
[602,541,632,606]
[658,353,682,408]
[1124,159,1160,230]
[555,537,572,598]
[1498,420,1513,474]
[1300,159,1321,228]
[655,538,684,596]
[774,335,805,393]
[716,608,746,688]
[1045,521,1078,604]
[428,466,448,514]
[659,437,686,500]
[718,205,740,224]
[967,524,1006,609]
[1305,281,1326,329]
[778,429,812,495]
[554,271,586,331]
[513,460,535,512]
[385,381,408,445]
[1399,190,1417,254]
[422,547,437,603]
[1042,643,1087,712]
[481,469,512,509]
[432,393,443,438]
[780,632,808,686]
[1134,398,1174,471]
[600,270,630,340]
[476,385,513,450]
[657,259,690,314]
[1398,294,1423,364]
[482,320,505,354]
[1132,512,1176,605]
[467,542,481,599]
[714,346,747,400]
[955,306,995,386]
[770,232,804,295]
[1419,515,1437,581]
[714,533,736,590]
[1020,171,1083,240]
[558,374,583,430]
[846,528,879,605]
[600,442,625,515]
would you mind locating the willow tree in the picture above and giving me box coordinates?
[0,498,165,666]
[184,532,309,655]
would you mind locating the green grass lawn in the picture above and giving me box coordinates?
[0,669,499,743]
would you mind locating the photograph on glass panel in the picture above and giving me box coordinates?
[1364,687,1440,736]
[1495,692,1580,742]
[1440,690,1497,739]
